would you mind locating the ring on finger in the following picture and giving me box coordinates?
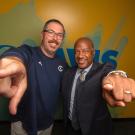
[124,90,132,94]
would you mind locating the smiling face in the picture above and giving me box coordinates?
[74,37,95,69]
[41,21,65,58]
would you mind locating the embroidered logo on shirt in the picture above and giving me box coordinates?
[38,61,42,66]
[58,65,63,72]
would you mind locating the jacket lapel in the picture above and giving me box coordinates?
[85,62,99,80]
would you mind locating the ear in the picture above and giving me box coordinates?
[60,38,65,47]
[41,32,44,41]
[92,49,95,58]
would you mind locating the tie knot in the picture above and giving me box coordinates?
[80,69,86,75]
[79,70,86,81]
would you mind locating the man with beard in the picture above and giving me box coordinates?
[0,19,67,135]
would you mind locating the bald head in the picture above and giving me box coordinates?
[74,37,94,50]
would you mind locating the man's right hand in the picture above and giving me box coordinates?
[102,74,135,107]
[0,57,27,115]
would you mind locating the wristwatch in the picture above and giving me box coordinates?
[107,70,127,78]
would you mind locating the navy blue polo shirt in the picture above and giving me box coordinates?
[2,45,67,135]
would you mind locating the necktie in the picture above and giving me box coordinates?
[71,70,86,130]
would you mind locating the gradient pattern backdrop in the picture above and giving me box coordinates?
[0,0,135,119]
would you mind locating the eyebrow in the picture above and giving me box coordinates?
[45,28,64,33]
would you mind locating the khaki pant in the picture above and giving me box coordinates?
[11,121,53,135]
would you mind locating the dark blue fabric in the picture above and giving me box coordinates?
[2,45,67,135]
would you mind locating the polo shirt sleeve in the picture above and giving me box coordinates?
[0,44,32,66]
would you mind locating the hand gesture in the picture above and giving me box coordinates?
[0,57,27,115]
[102,74,135,107]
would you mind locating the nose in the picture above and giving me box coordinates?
[78,51,84,58]
[52,33,59,40]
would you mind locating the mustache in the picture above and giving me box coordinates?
[76,58,87,61]
[48,40,59,45]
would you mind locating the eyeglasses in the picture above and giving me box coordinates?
[44,29,64,39]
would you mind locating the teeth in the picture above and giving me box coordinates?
[79,61,84,64]
[78,59,85,64]
[50,43,56,46]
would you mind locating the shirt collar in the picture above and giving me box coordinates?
[77,63,93,74]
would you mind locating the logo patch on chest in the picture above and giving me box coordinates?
[58,65,63,72]
[38,61,42,66]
